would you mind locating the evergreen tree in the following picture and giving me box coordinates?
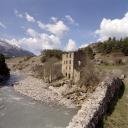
[95,37,128,56]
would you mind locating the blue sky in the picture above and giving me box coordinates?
[0,0,128,54]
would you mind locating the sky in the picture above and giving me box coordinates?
[0,0,128,55]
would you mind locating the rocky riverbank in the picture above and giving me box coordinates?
[13,71,124,128]
[14,75,76,108]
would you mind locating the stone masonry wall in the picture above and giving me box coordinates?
[66,76,123,128]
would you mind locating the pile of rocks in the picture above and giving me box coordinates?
[14,75,76,108]
[66,77,123,128]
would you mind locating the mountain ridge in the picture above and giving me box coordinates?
[0,40,34,57]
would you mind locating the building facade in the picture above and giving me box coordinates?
[62,51,85,83]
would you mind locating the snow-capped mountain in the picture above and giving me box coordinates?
[0,40,34,57]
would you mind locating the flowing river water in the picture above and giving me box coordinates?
[0,72,76,128]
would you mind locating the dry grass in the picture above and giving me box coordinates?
[97,64,128,128]
[103,80,128,128]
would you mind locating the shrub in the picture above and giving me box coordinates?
[40,49,63,63]
[40,56,46,63]
[84,46,94,59]
[79,62,99,88]
[79,46,94,60]
[0,54,10,76]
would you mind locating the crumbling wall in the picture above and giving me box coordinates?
[66,77,123,128]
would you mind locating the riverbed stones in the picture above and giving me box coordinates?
[14,76,76,108]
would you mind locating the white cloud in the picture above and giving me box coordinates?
[13,12,77,54]
[14,9,23,18]
[96,12,128,41]
[40,33,61,50]
[65,15,75,24]
[0,22,6,29]
[37,20,69,37]
[14,11,69,37]
[79,43,89,48]
[37,21,46,29]
[51,17,58,22]
[14,10,35,22]
[65,39,77,51]
[46,20,69,37]
[26,28,39,37]
[65,15,79,26]
[25,12,35,22]
[7,28,61,55]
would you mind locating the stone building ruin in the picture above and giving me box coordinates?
[62,50,85,83]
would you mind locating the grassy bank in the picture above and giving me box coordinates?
[103,80,128,128]
[97,64,128,128]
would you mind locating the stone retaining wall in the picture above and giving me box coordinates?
[66,77,123,128]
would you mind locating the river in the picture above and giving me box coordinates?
[0,72,76,128]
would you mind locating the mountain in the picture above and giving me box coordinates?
[0,40,34,57]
